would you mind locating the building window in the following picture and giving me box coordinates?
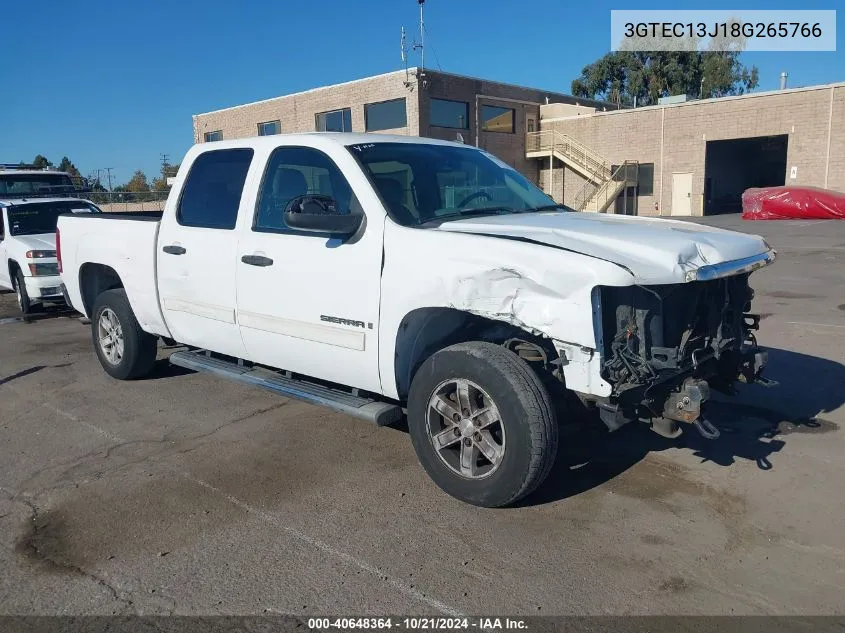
[365,98,407,132]
[430,98,469,129]
[316,108,352,132]
[204,130,223,142]
[638,163,654,196]
[257,120,280,136]
[177,149,253,230]
[481,105,515,133]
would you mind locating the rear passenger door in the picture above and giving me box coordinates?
[235,145,384,393]
[157,148,255,357]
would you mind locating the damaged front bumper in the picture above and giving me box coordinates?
[581,273,774,439]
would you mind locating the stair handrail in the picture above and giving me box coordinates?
[573,160,638,211]
[526,130,612,180]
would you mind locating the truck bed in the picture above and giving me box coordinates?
[58,212,170,337]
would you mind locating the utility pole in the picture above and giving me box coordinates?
[104,167,114,191]
[160,153,170,178]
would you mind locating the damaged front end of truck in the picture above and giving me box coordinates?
[589,256,776,440]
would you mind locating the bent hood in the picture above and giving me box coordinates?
[435,212,772,284]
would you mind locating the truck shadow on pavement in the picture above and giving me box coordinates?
[524,347,844,506]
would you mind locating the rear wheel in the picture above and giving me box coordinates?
[14,269,36,315]
[91,289,157,380]
[407,341,558,507]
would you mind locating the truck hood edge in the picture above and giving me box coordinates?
[434,212,772,284]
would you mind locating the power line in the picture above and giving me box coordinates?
[104,167,114,191]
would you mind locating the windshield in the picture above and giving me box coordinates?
[7,201,100,236]
[349,142,564,226]
[0,173,76,196]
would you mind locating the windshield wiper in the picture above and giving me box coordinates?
[518,204,574,213]
[421,206,515,224]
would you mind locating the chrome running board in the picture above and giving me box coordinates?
[169,350,403,427]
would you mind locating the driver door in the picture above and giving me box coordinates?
[235,144,385,393]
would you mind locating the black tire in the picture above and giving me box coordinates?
[91,289,157,380]
[14,269,36,315]
[407,341,558,507]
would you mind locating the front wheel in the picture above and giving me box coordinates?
[91,289,157,380]
[14,269,36,315]
[407,341,558,507]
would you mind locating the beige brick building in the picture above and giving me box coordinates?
[538,82,845,216]
[192,68,614,183]
[193,71,844,218]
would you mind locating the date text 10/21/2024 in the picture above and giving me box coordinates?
[307,618,529,630]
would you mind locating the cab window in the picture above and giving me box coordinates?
[254,146,360,233]
[177,149,254,229]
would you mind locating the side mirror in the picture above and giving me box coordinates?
[284,194,363,236]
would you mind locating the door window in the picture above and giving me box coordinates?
[254,146,359,233]
[177,149,253,229]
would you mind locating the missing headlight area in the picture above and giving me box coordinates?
[598,275,757,395]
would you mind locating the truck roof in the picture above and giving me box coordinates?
[197,132,474,152]
[0,196,94,207]
[0,168,73,176]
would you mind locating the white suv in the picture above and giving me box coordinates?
[0,168,100,314]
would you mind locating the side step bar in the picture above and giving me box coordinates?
[169,350,403,427]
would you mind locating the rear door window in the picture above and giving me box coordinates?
[177,149,253,229]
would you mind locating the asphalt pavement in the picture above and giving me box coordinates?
[1,214,844,616]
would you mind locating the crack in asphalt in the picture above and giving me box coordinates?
[4,395,463,617]
[14,495,138,614]
[9,390,295,497]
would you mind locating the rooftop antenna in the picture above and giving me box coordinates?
[402,0,428,91]
[401,26,407,64]
[414,0,425,75]
[401,26,414,91]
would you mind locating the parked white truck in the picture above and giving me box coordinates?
[1,167,100,313]
[57,134,775,506]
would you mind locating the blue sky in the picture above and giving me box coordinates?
[1,0,841,186]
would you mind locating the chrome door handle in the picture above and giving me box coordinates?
[162,245,186,255]
[241,254,274,267]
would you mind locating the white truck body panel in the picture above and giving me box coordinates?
[58,133,775,401]
[60,217,170,336]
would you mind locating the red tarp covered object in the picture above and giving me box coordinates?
[741,186,845,220]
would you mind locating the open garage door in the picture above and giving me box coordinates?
[704,135,788,214]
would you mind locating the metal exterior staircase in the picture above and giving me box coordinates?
[573,162,639,213]
[526,130,637,212]
[526,130,611,184]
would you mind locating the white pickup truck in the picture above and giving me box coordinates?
[1,168,101,313]
[57,134,775,507]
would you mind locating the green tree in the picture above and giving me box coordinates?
[571,49,758,107]
[125,169,151,193]
[152,163,180,192]
[57,156,82,178]
[32,154,53,169]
